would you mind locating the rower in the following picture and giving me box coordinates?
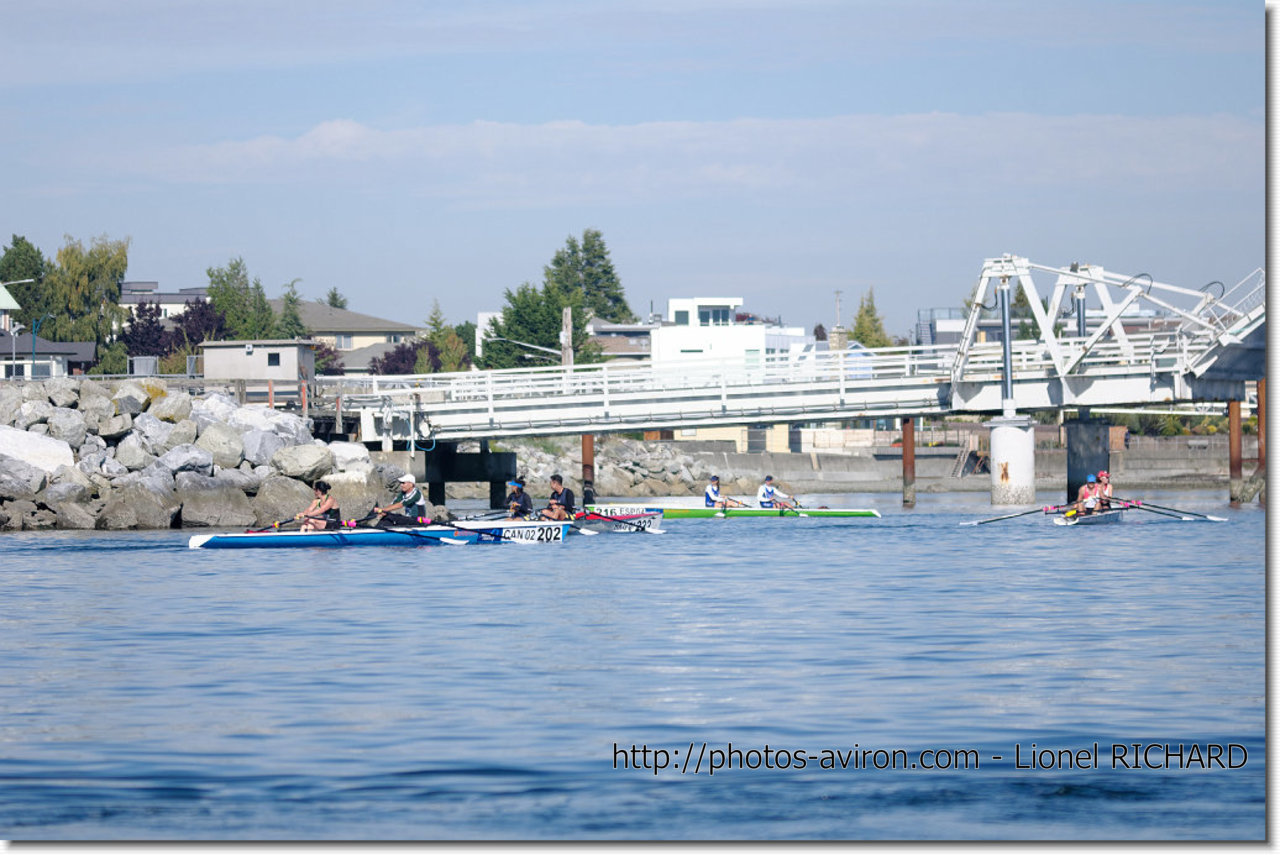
[374,474,428,527]
[704,475,745,510]
[505,478,534,520]
[540,474,576,521]
[1097,470,1113,510]
[296,480,341,531]
[1074,473,1100,516]
[755,475,795,510]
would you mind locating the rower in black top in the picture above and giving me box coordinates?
[540,473,576,521]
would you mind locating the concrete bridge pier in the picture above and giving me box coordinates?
[582,434,596,505]
[985,414,1036,505]
[420,440,518,509]
[1064,416,1112,506]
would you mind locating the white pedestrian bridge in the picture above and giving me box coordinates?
[314,255,1265,444]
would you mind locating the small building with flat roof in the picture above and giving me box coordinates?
[199,339,318,381]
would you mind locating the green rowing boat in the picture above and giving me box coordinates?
[586,504,880,519]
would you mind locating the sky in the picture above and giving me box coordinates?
[0,0,1265,339]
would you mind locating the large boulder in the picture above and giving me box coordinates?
[14,399,53,430]
[132,412,174,450]
[324,468,385,522]
[111,381,151,416]
[252,475,314,526]
[0,453,49,500]
[242,429,286,467]
[162,419,198,452]
[175,472,256,527]
[114,434,156,471]
[46,408,88,448]
[157,444,215,477]
[21,381,48,403]
[0,424,75,473]
[98,479,181,529]
[269,444,334,482]
[194,422,245,470]
[0,386,22,426]
[148,391,193,423]
[229,406,313,446]
[54,501,98,530]
[38,479,91,507]
[95,413,133,441]
[190,393,239,433]
[328,441,372,472]
[45,377,80,409]
[213,466,262,494]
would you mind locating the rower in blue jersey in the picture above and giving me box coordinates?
[755,475,796,510]
[704,475,746,510]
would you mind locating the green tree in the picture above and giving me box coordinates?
[480,281,600,370]
[323,286,348,309]
[207,257,277,339]
[544,229,635,323]
[40,236,130,364]
[423,299,471,373]
[274,279,309,339]
[851,288,892,348]
[0,235,48,321]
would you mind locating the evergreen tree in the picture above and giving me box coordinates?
[851,288,892,348]
[274,280,309,339]
[544,229,635,323]
[323,286,348,309]
[0,235,48,322]
[423,299,471,373]
[207,257,277,339]
[480,281,600,370]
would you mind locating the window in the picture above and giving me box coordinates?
[698,306,730,326]
[267,353,281,367]
[674,310,689,326]
[334,334,353,349]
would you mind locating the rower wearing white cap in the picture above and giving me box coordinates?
[375,474,428,526]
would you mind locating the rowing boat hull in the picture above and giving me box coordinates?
[1053,509,1124,526]
[188,520,571,549]
[587,504,880,519]
[573,509,664,532]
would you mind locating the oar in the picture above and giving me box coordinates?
[343,511,381,529]
[1115,497,1226,522]
[714,498,749,518]
[582,511,665,534]
[247,517,302,533]
[1114,500,1195,522]
[961,505,1065,526]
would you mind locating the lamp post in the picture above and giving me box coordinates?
[8,323,24,380]
[31,312,52,379]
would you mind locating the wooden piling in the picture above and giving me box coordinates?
[902,416,916,506]
[1228,398,1242,506]
[582,434,596,505]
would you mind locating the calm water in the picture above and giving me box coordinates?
[0,491,1264,840]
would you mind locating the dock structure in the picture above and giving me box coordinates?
[306,255,1264,505]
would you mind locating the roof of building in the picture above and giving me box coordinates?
[198,339,320,349]
[268,300,422,335]
[0,330,96,361]
[338,341,401,373]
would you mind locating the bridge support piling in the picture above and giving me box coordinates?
[1064,418,1111,506]
[1256,379,1266,506]
[1228,399,1243,506]
[985,414,1036,506]
[901,416,916,506]
[408,439,516,510]
[582,434,596,505]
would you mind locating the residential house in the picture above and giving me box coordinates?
[0,330,96,378]
[269,300,423,375]
[120,281,209,319]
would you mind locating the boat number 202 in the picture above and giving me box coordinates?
[504,525,564,542]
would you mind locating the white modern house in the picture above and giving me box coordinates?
[120,281,209,319]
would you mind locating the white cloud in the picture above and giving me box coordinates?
[128,112,1260,209]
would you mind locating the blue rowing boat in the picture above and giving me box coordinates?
[188,519,572,549]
